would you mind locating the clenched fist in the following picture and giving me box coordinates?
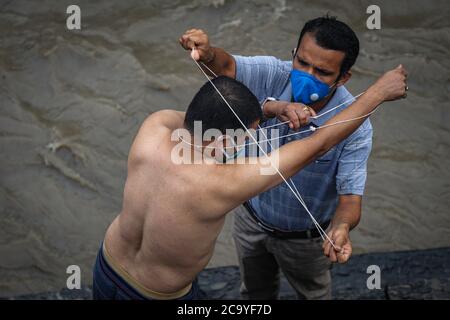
[370,64,409,102]
[179,29,215,63]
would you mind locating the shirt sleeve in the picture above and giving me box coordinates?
[232,55,290,103]
[336,119,373,195]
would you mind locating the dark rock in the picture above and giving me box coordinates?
[4,247,450,300]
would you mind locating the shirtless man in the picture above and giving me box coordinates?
[93,68,407,300]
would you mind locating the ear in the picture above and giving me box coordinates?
[249,119,260,130]
[336,70,352,87]
[217,134,235,148]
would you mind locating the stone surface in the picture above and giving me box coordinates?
[3,247,450,300]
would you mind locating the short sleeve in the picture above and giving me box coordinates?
[336,120,373,195]
[233,55,290,103]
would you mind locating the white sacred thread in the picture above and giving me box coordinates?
[189,47,379,251]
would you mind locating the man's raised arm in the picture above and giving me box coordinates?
[226,65,407,204]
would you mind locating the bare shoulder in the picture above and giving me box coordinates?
[129,109,185,165]
[143,109,185,130]
[137,109,185,143]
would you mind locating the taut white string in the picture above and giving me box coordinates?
[192,49,381,250]
[192,49,340,250]
[258,92,366,131]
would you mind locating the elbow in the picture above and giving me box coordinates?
[305,133,331,158]
[316,138,332,158]
[317,145,330,158]
[223,57,236,79]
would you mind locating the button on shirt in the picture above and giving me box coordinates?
[234,55,373,232]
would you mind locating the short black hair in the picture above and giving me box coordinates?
[184,76,262,135]
[295,15,359,76]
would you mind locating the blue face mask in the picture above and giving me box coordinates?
[223,146,244,160]
[218,135,245,161]
[290,69,335,105]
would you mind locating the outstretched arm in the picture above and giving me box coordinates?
[225,65,408,204]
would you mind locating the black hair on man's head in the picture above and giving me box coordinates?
[184,76,262,135]
[295,15,359,76]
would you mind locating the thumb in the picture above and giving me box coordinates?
[332,243,343,253]
[191,47,200,61]
[331,234,346,251]
[396,64,404,71]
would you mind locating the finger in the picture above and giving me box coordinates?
[186,40,196,50]
[329,247,337,262]
[278,115,293,129]
[287,110,300,130]
[323,240,332,257]
[181,33,192,41]
[323,240,328,255]
[341,246,351,263]
[191,48,200,61]
[184,29,200,37]
[195,29,205,36]
[179,37,187,49]
[323,243,330,257]
[297,111,309,126]
[323,232,333,255]
[181,33,200,44]
[337,250,348,263]
[307,107,317,117]
[180,35,196,50]
[278,114,290,123]
[179,37,191,50]
[333,239,343,249]
[184,34,200,44]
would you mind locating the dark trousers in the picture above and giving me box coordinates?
[233,205,332,300]
[92,244,201,300]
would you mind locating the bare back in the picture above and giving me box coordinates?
[102,82,382,294]
[104,112,239,294]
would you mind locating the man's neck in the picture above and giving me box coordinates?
[186,135,223,162]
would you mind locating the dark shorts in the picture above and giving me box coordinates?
[92,244,201,300]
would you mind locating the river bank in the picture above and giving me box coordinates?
[1,0,449,297]
[4,247,449,300]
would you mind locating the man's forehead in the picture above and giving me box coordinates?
[297,33,345,71]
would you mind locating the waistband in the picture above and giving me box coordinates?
[243,201,330,239]
[101,242,193,300]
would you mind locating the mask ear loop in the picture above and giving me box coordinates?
[313,73,341,106]
[329,70,345,91]
[218,135,246,160]
[217,135,236,159]
[322,81,338,100]
[291,47,297,59]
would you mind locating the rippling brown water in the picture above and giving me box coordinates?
[0,0,449,295]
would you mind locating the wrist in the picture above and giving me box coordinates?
[261,97,277,118]
[366,85,386,104]
[263,99,288,118]
[203,47,216,64]
[331,221,351,233]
